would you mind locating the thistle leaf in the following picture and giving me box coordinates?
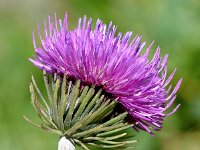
[82,89,102,116]
[97,124,133,137]
[59,74,67,131]
[23,115,41,128]
[73,86,95,120]
[74,139,90,150]
[64,80,80,128]
[31,75,50,113]
[52,78,60,126]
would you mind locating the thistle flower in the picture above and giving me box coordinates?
[30,13,182,135]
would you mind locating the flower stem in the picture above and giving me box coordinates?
[58,137,75,150]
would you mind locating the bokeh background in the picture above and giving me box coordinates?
[0,0,200,150]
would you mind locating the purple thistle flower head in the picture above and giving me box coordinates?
[30,13,182,134]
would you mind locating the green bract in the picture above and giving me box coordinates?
[24,71,136,149]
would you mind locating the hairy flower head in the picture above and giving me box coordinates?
[30,13,182,134]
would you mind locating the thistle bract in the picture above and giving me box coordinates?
[30,13,182,134]
[25,72,135,149]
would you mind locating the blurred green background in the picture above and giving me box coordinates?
[0,0,200,149]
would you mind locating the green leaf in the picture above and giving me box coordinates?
[64,80,80,128]
[73,86,95,121]
[74,139,90,150]
[59,74,67,131]
[52,78,60,127]
[82,89,102,116]
[97,124,133,137]
[31,75,50,114]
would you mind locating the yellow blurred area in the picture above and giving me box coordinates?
[0,0,200,149]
